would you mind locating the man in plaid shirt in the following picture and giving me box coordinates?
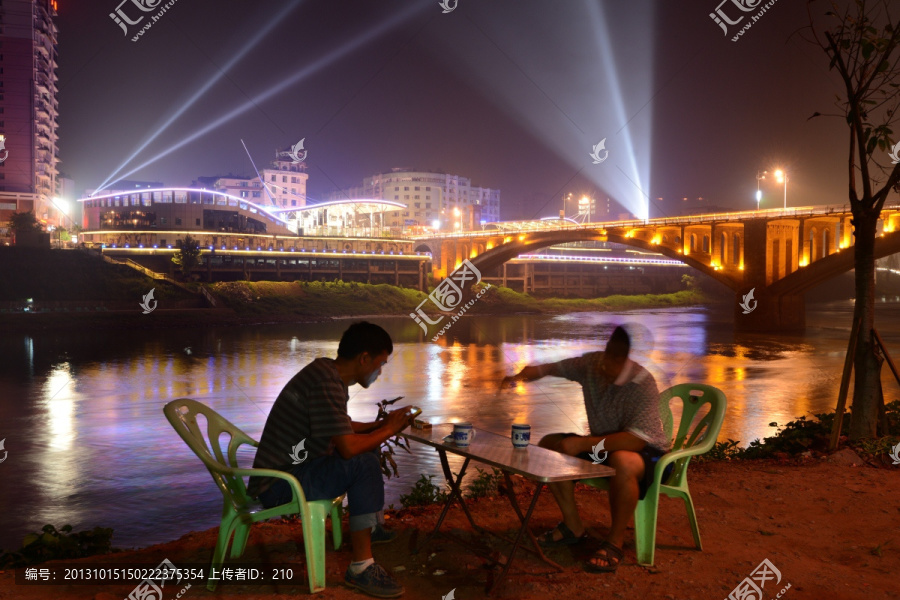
[501,325,671,573]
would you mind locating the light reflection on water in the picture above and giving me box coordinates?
[1,303,898,552]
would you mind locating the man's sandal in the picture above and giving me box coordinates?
[584,540,624,573]
[538,522,587,547]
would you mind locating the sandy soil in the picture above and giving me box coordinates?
[1,458,898,600]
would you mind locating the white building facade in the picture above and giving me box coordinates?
[325,168,500,231]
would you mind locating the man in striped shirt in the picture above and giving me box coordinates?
[501,325,671,574]
[249,322,415,598]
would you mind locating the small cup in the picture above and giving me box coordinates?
[450,422,476,447]
[511,423,531,449]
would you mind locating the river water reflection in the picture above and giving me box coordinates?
[1,302,898,551]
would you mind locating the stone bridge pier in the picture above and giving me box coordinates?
[735,220,806,332]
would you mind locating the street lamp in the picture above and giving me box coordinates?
[774,169,788,210]
[755,171,767,211]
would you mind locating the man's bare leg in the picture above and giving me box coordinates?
[350,528,373,563]
[588,450,643,569]
[539,434,585,540]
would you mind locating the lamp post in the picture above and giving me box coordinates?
[756,170,767,211]
[774,169,787,210]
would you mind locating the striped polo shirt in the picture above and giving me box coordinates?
[247,357,354,498]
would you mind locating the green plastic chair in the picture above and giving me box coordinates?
[582,383,726,566]
[163,398,344,593]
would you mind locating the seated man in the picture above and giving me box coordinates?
[500,325,671,573]
[248,321,415,598]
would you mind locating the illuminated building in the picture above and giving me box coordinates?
[324,168,501,230]
[0,0,60,237]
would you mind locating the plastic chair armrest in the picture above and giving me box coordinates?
[230,467,308,506]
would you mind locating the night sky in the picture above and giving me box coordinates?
[55,0,862,220]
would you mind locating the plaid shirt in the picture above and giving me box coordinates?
[556,352,671,452]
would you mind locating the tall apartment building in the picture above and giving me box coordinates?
[0,0,60,238]
[202,152,308,209]
[325,168,501,230]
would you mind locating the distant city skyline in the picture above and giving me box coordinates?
[51,0,879,222]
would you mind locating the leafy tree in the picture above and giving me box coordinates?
[172,234,202,278]
[808,0,900,439]
[9,211,43,234]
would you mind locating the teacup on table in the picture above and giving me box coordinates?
[511,423,531,449]
[443,422,476,447]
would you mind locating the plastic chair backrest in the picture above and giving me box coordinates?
[163,398,256,510]
[659,384,727,485]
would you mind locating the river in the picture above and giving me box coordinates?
[1,301,898,552]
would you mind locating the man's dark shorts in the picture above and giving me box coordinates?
[560,433,674,500]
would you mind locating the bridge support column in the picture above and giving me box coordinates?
[734,290,805,332]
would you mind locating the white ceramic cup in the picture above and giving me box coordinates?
[511,423,531,449]
[450,422,476,447]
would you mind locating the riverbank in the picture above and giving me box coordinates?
[0,278,711,332]
[0,458,896,600]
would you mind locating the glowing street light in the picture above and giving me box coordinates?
[755,170,767,211]
[774,169,787,210]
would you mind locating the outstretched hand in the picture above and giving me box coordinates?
[499,366,541,392]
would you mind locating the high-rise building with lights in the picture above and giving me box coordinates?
[0,0,60,241]
[325,168,501,230]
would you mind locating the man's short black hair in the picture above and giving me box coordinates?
[337,321,393,359]
[605,325,630,359]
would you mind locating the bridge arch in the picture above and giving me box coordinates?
[459,228,742,291]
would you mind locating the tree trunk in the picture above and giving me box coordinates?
[849,210,880,440]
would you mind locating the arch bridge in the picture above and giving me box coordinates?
[412,205,900,331]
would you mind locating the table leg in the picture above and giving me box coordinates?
[500,472,561,569]
[487,480,562,595]
[415,451,478,553]
[437,450,481,532]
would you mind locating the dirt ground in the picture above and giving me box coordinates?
[1,457,898,600]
